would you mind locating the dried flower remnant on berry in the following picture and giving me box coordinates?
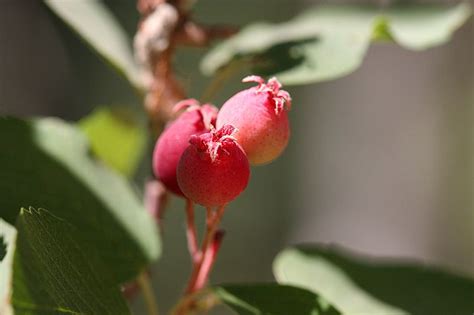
[242,75,292,114]
[177,124,250,207]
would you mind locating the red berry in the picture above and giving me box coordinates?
[177,125,250,207]
[153,99,218,196]
[216,75,292,165]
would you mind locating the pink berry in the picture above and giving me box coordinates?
[153,99,218,196]
[216,75,292,165]
[177,125,250,207]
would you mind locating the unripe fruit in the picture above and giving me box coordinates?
[177,125,250,207]
[216,75,292,165]
[152,99,218,196]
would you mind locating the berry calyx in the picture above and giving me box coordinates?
[177,125,250,207]
[152,99,218,196]
[216,75,292,165]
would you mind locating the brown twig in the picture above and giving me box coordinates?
[138,1,239,135]
[137,0,165,16]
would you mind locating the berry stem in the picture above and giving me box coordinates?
[194,229,225,290]
[185,199,201,263]
[175,206,226,315]
[185,205,226,294]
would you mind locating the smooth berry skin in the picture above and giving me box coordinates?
[153,100,218,196]
[216,76,292,165]
[177,125,250,207]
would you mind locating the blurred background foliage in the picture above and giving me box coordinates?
[0,0,473,314]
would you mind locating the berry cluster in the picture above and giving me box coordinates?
[153,75,292,206]
[152,76,291,299]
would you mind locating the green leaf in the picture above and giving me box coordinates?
[215,283,340,315]
[44,0,141,89]
[0,220,16,315]
[12,208,130,315]
[79,107,147,177]
[0,117,160,283]
[383,3,472,50]
[274,244,474,315]
[0,238,6,263]
[201,3,471,85]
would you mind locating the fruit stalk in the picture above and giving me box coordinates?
[194,229,225,291]
[185,205,226,294]
[185,199,200,263]
[174,206,226,315]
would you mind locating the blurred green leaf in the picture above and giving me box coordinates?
[79,107,147,177]
[256,6,377,85]
[0,238,6,263]
[215,283,340,315]
[383,3,471,50]
[202,3,471,85]
[274,244,474,315]
[12,208,130,315]
[44,0,142,89]
[0,220,16,315]
[0,117,160,283]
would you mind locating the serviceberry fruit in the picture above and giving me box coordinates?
[177,125,250,207]
[152,99,218,196]
[216,75,292,165]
